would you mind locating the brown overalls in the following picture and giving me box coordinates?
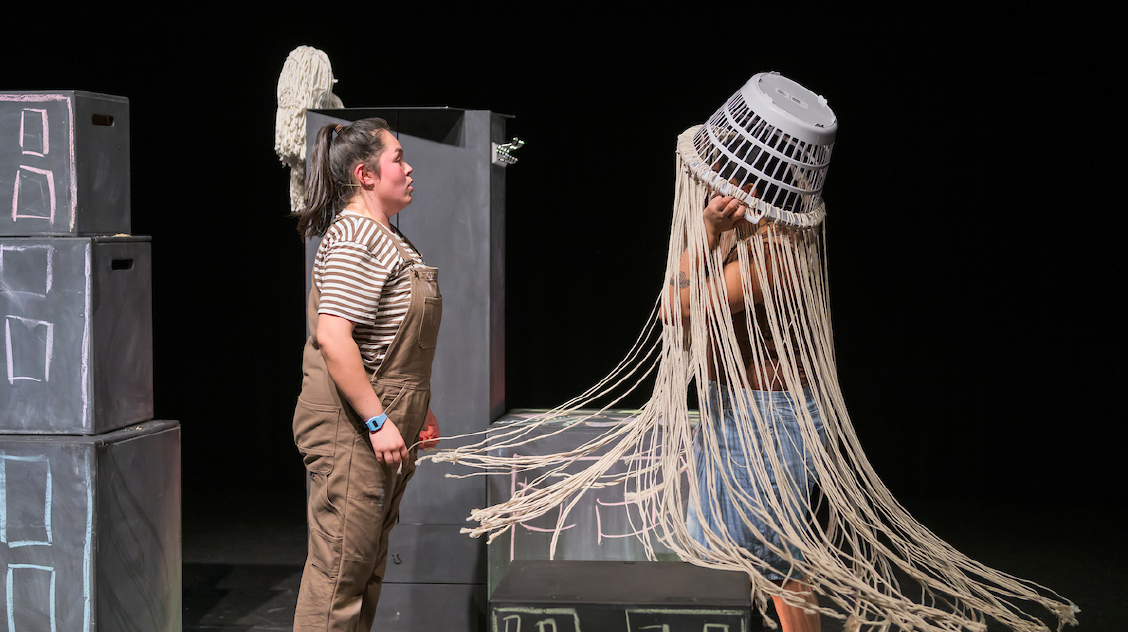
[292,223,441,631]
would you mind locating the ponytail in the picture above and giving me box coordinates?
[296,123,337,239]
[296,118,391,240]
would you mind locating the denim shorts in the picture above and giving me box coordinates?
[687,382,826,581]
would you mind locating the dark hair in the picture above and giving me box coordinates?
[296,117,391,239]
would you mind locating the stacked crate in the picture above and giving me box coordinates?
[0,92,180,631]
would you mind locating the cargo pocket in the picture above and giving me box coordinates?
[293,398,340,475]
[305,446,344,578]
[307,522,343,578]
[417,296,442,349]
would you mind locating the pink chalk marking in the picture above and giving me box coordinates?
[508,469,581,560]
[11,166,56,223]
[1,95,75,229]
[19,109,48,157]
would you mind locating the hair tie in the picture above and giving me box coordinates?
[335,124,344,133]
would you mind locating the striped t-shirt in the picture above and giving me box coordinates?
[314,211,423,370]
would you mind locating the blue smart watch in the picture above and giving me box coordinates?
[365,413,388,433]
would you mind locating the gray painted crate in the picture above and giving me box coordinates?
[490,560,750,632]
[0,420,181,632]
[0,92,130,236]
[0,236,153,434]
[486,409,699,596]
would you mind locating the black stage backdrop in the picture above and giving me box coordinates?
[3,5,1121,505]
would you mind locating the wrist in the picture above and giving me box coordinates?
[705,226,721,248]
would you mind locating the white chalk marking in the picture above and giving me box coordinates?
[0,454,53,547]
[6,564,58,632]
[493,608,581,632]
[625,609,746,632]
[19,108,49,157]
[0,244,54,296]
[595,497,662,543]
[11,166,56,223]
[4,315,53,384]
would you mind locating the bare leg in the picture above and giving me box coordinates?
[772,579,821,632]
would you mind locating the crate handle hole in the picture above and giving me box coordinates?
[92,114,114,126]
[111,258,133,270]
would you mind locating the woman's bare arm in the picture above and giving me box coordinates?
[662,195,764,324]
[316,313,409,465]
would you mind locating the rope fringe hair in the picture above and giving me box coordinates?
[422,127,1079,632]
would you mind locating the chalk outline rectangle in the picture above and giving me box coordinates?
[4,315,54,383]
[0,454,53,547]
[5,564,58,632]
[10,166,56,222]
[0,243,54,296]
[19,109,49,157]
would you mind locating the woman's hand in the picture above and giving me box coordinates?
[703,194,747,245]
[418,407,440,449]
[369,422,410,466]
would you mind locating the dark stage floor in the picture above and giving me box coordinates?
[183,488,1122,631]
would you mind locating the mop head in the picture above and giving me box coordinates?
[274,45,344,215]
[423,73,1078,632]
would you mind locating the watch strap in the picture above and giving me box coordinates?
[365,413,388,432]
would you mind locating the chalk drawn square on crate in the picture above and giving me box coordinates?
[0,421,181,632]
[0,92,130,236]
[0,236,152,434]
[486,409,699,595]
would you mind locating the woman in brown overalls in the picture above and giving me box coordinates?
[292,118,441,631]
